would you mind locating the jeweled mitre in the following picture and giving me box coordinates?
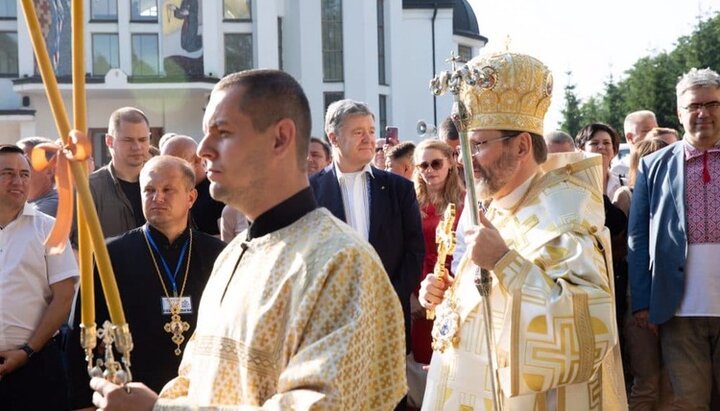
[459,51,553,136]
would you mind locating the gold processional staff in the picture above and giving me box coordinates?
[19,0,134,388]
[430,51,503,411]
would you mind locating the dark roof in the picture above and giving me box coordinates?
[453,0,487,42]
[0,109,36,116]
[402,0,455,9]
[403,0,487,42]
[12,74,218,85]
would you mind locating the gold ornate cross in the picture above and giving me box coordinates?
[164,303,191,356]
[426,203,457,320]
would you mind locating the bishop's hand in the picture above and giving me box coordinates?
[419,273,454,310]
[465,210,510,270]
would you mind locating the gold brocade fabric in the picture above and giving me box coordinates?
[154,208,407,410]
[423,152,627,411]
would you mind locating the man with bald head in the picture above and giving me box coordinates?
[543,130,576,153]
[68,155,225,408]
[612,110,659,178]
[161,134,225,236]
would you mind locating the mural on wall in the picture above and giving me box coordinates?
[162,0,203,77]
[35,0,72,76]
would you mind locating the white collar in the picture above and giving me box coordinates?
[334,162,375,183]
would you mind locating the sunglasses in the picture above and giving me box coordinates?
[416,158,445,171]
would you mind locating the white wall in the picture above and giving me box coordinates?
[1,0,483,144]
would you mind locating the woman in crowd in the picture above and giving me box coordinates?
[407,139,464,409]
[575,122,624,199]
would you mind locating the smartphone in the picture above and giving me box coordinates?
[385,126,399,145]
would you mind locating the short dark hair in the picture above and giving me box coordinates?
[386,141,416,162]
[108,107,150,137]
[310,136,331,160]
[439,117,459,141]
[575,123,620,155]
[215,69,312,169]
[0,144,29,168]
[0,144,25,155]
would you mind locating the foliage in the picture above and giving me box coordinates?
[560,72,583,137]
[558,11,720,138]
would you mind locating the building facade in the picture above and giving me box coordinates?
[0,0,486,164]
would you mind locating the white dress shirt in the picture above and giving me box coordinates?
[334,162,374,241]
[0,203,78,351]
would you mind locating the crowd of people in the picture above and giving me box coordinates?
[0,50,719,411]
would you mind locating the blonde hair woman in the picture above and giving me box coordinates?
[410,140,464,362]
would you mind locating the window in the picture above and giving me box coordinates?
[0,32,18,76]
[379,95,387,133]
[92,34,119,76]
[458,45,472,63]
[131,34,159,76]
[323,92,344,116]
[377,0,386,85]
[91,0,117,21]
[224,33,253,74]
[0,0,17,19]
[131,0,157,22]
[223,0,251,21]
[321,0,343,82]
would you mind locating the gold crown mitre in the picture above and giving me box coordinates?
[458,52,553,135]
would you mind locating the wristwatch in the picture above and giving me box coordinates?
[19,343,35,359]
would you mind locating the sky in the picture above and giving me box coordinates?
[467,0,720,131]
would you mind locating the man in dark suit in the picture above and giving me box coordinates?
[310,99,424,355]
[628,67,720,409]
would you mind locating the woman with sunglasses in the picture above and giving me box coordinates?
[407,139,464,409]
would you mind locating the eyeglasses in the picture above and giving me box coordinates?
[416,158,445,171]
[459,133,520,158]
[375,147,384,153]
[682,101,720,113]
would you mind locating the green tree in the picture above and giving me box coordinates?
[560,71,583,137]
[577,11,720,139]
[599,73,624,134]
[580,96,602,126]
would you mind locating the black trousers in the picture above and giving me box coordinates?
[0,338,69,411]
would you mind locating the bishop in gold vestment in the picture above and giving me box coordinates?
[420,51,626,410]
[422,153,626,410]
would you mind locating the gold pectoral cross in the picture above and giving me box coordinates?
[427,203,458,320]
[164,303,190,356]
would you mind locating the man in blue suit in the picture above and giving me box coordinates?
[310,99,424,356]
[628,67,720,409]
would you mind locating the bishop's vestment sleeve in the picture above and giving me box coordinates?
[492,228,617,396]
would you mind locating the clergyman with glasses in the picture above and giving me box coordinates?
[419,51,626,409]
[628,67,720,410]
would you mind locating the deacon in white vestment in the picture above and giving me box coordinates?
[420,52,626,411]
[90,69,407,410]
